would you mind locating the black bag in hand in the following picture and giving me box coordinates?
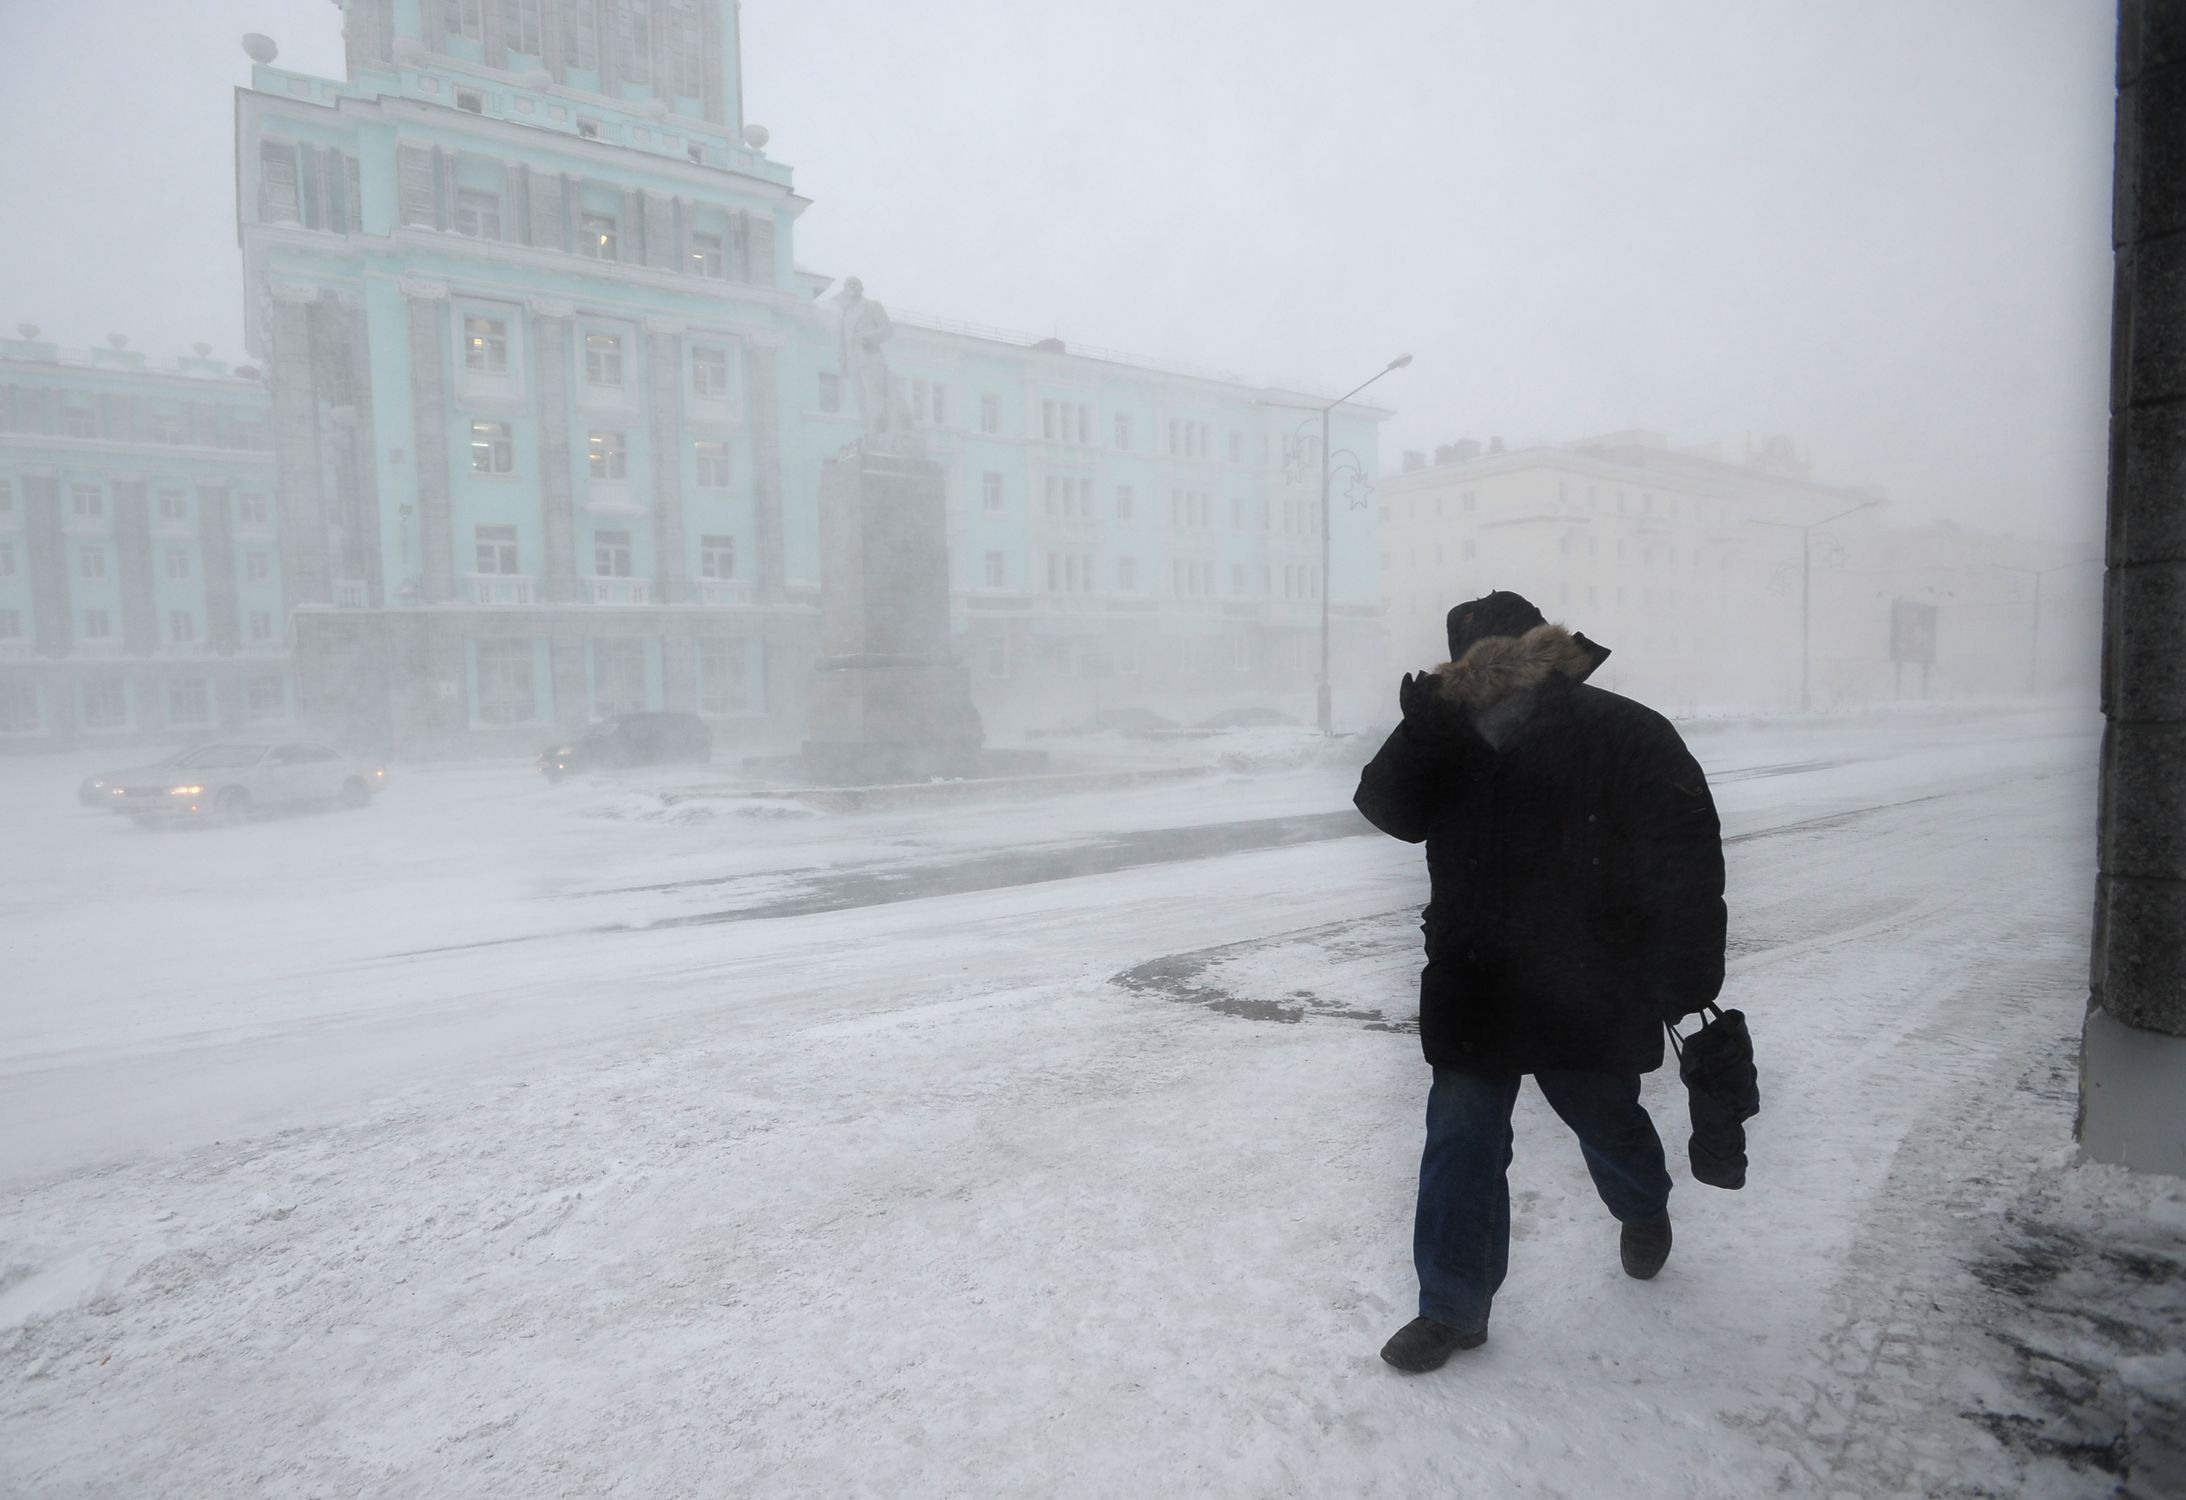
[1666,1002,1758,1189]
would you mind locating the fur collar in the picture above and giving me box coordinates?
[1430,623,1599,710]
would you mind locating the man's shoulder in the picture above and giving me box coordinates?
[1568,683,1690,751]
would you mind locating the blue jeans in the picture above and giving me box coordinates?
[1414,1067,1672,1331]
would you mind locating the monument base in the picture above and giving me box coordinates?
[802,652,983,784]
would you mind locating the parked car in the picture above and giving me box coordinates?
[79,749,185,806]
[102,742,384,824]
[539,712,713,783]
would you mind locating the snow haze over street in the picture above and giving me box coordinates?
[7,707,2177,1498]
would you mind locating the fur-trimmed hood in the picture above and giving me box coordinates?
[1428,623,1608,710]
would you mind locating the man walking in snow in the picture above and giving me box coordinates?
[1353,590,1726,1372]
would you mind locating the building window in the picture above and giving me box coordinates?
[982,637,1008,678]
[689,232,725,277]
[1464,491,1477,512]
[79,546,107,580]
[593,529,632,577]
[164,549,191,580]
[694,441,730,488]
[160,665,227,726]
[697,638,748,716]
[464,316,508,374]
[454,188,502,238]
[474,638,536,725]
[246,551,271,582]
[700,534,737,580]
[0,680,40,735]
[82,678,127,730]
[979,394,1001,434]
[1229,432,1244,464]
[587,431,627,481]
[576,117,601,140]
[157,490,190,523]
[614,0,652,84]
[1115,485,1133,521]
[471,420,514,474]
[246,676,287,722]
[0,608,19,639]
[567,0,598,68]
[511,0,545,54]
[579,211,618,259]
[691,346,731,398]
[584,332,624,387]
[260,142,299,223]
[1114,413,1132,450]
[0,480,13,516]
[248,610,274,643]
[593,636,647,715]
[237,494,270,529]
[476,524,519,575]
[0,542,11,578]
[1117,556,1136,591]
[982,472,1004,512]
[71,485,104,520]
[168,610,196,644]
[447,0,483,39]
[818,374,842,413]
[982,551,1006,588]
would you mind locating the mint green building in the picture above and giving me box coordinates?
[1,0,1386,751]
[0,333,288,741]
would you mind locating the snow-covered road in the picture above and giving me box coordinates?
[0,708,2148,1497]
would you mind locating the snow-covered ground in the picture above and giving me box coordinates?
[2,707,2181,1497]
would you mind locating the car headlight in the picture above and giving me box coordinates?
[170,785,204,796]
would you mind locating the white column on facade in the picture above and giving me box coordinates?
[398,277,456,605]
[268,279,333,609]
[529,297,581,605]
[746,329,786,602]
[646,316,689,608]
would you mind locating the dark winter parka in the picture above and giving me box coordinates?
[1354,619,1727,1076]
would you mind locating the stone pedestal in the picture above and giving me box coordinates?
[802,442,982,782]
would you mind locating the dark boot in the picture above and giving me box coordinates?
[1620,1212,1672,1280]
[1379,1316,1487,1373]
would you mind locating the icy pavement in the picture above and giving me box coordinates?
[2,707,2182,1497]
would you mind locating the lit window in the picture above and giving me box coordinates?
[690,232,724,277]
[471,421,514,474]
[579,211,618,259]
[464,316,508,374]
[587,431,627,481]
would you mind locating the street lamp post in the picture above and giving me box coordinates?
[1987,558,2101,693]
[1312,354,1411,734]
[1752,499,1878,713]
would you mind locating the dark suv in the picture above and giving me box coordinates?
[539,712,713,782]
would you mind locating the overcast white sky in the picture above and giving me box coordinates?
[0,0,2117,543]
